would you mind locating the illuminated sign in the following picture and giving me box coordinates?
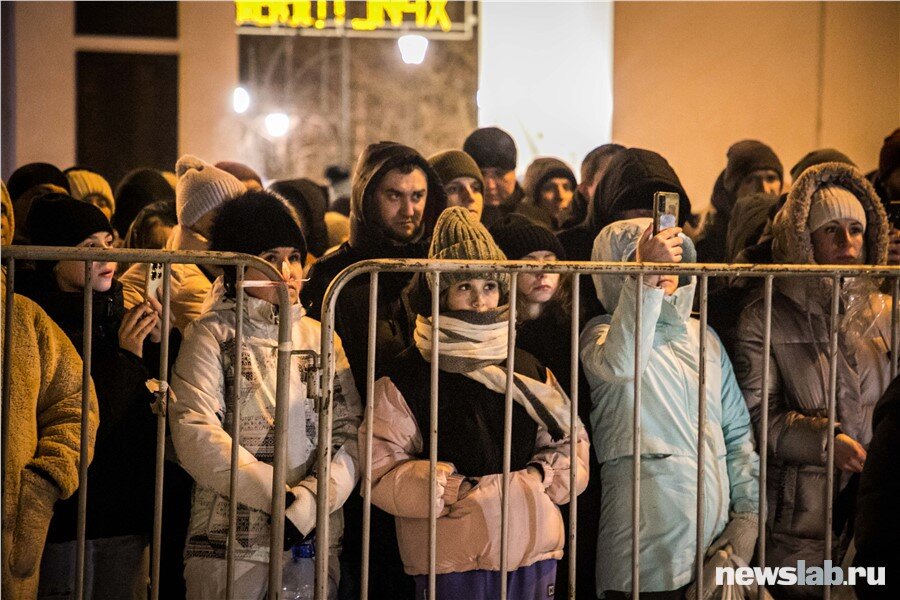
[235,1,474,40]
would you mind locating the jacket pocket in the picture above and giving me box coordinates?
[9,469,59,578]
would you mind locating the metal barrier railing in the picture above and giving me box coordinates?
[0,246,293,600]
[2,248,897,600]
[317,258,900,600]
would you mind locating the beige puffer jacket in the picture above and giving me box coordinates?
[733,163,892,598]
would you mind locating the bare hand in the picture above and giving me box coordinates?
[636,225,683,288]
[118,302,160,358]
[834,433,867,473]
[887,227,900,266]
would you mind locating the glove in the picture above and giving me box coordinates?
[706,512,759,564]
[10,468,60,578]
[685,549,729,600]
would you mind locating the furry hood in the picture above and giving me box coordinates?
[772,162,888,266]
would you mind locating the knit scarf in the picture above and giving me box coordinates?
[413,309,571,440]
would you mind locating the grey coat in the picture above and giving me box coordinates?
[732,163,891,599]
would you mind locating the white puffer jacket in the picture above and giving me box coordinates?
[170,278,362,563]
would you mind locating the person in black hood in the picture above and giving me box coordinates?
[516,157,578,232]
[302,142,446,600]
[269,177,330,259]
[18,194,161,600]
[557,148,691,321]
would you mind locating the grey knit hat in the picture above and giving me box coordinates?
[427,206,508,294]
[175,155,245,228]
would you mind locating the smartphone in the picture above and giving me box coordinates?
[653,191,680,235]
[144,262,164,301]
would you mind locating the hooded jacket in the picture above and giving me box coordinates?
[1,279,99,599]
[302,142,447,397]
[579,218,759,594]
[557,149,691,322]
[733,163,891,597]
[516,157,577,231]
[169,278,362,563]
[363,345,589,576]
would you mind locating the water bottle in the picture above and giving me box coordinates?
[281,537,316,600]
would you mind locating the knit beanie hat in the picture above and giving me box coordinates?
[723,140,783,194]
[427,206,508,294]
[7,162,70,201]
[65,168,115,212]
[790,149,855,183]
[113,168,176,238]
[462,127,517,172]
[210,190,306,262]
[215,161,263,188]
[807,184,866,233]
[428,150,484,187]
[1,181,13,246]
[176,155,245,228]
[879,128,900,178]
[489,213,566,260]
[27,192,113,248]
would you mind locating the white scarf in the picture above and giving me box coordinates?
[413,309,572,440]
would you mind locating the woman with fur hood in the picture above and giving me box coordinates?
[169,191,362,599]
[580,218,759,600]
[363,207,589,599]
[733,162,892,599]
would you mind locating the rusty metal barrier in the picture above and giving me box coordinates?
[1,246,292,600]
[317,258,900,600]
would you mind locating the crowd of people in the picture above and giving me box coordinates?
[1,125,898,600]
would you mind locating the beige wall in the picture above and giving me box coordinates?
[612,1,899,213]
[9,1,238,179]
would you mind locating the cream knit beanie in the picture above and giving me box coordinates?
[175,155,245,228]
[807,184,866,233]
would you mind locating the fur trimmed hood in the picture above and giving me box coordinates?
[772,162,888,266]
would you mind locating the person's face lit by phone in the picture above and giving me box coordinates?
[737,169,782,199]
[55,232,117,293]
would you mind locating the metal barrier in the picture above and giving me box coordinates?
[1,248,897,600]
[0,246,293,600]
[317,258,900,600]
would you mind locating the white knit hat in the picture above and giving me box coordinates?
[66,169,115,211]
[175,155,245,228]
[807,184,866,233]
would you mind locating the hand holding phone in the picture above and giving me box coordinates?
[144,262,164,302]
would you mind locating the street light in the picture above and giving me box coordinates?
[398,34,428,65]
[264,112,290,137]
[233,87,251,114]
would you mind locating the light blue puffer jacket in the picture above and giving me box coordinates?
[579,218,759,595]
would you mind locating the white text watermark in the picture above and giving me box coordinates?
[716,561,885,587]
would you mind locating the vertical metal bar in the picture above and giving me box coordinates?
[268,278,294,599]
[226,265,245,600]
[360,272,379,600]
[500,273,518,600]
[695,275,709,600]
[632,273,643,600]
[824,275,840,600]
[758,275,773,600]
[428,272,441,600]
[75,261,93,600]
[150,264,172,600]
[891,277,899,380]
[568,274,580,600]
[2,257,15,486]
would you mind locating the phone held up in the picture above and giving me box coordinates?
[653,191,680,235]
[144,262,164,302]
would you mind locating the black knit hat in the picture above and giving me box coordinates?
[27,192,113,248]
[723,140,783,194]
[268,178,329,257]
[879,128,900,178]
[7,162,71,201]
[489,213,566,260]
[113,168,176,238]
[463,127,517,172]
[790,149,855,182]
[210,190,306,262]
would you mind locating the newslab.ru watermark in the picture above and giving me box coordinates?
[716,561,886,587]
